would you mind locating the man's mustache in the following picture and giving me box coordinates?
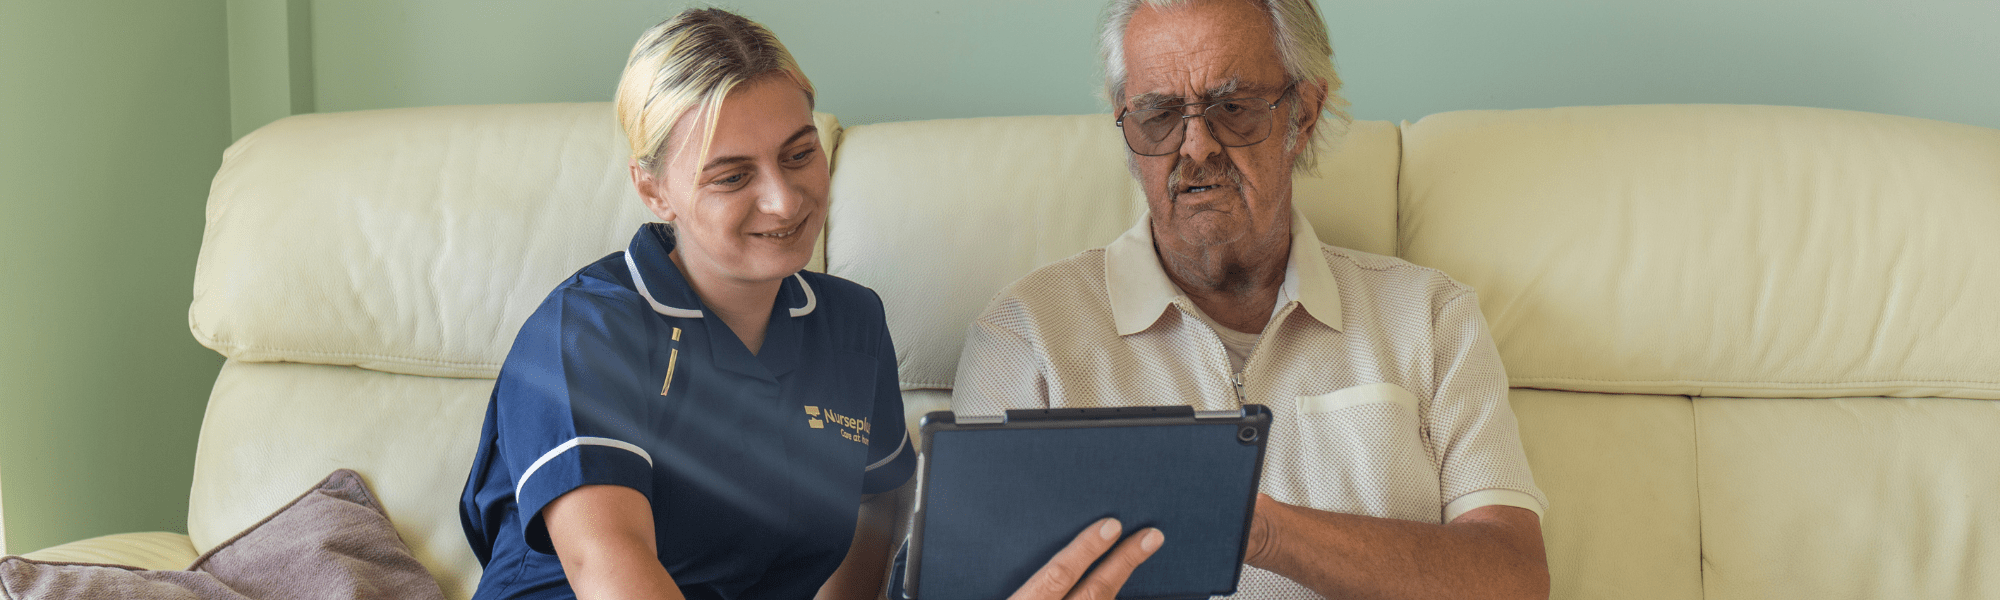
[1166,157,1246,201]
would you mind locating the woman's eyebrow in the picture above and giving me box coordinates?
[701,155,753,171]
[781,124,818,147]
[700,125,819,171]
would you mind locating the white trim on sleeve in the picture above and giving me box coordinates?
[1443,488,1546,522]
[863,430,908,472]
[515,436,655,499]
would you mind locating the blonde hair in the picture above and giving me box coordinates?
[1101,0,1349,173]
[615,8,813,175]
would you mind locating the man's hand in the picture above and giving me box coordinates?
[1008,518,1165,600]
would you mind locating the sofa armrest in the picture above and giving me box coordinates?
[16,531,199,570]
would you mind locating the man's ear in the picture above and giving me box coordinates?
[1293,79,1329,141]
[630,159,677,222]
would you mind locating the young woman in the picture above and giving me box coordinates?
[460,9,1159,600]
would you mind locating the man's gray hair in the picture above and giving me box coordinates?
[1101,0,1350,173]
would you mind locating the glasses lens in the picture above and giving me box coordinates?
[1124,109,1181,155]
[1207,99,1271,146]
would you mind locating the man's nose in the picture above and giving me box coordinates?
[1178,113,1223,163]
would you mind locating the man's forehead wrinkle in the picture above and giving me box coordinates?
[1128,74,1245,110]
[1128,48,1252,95]
[1122,0,1286,108]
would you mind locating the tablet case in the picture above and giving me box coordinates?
[904,405,1271,600]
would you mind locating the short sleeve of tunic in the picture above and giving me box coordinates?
[490,285,663,553]
[858,287,916,494]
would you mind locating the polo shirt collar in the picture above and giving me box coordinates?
[1105,208,1343,336]
[1286,210,1344,331]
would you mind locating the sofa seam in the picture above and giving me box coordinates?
[1392,120,1407,258]
[1689,395,1708,598]
[201,341,502,372]
[1512,376,2000,387]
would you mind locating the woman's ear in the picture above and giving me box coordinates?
[630,159,678,222]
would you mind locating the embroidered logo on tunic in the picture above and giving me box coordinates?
[804,405,869,445]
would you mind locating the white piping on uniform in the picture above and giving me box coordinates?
[789,273,817,317]
[516,437,655,499]
[864,430,908,472]
[626,252,703,318]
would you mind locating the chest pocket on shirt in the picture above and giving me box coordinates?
[1286,383,1442,522]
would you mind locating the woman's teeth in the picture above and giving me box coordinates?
[754,223,802,238]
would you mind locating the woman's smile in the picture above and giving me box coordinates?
[750,218,808,239]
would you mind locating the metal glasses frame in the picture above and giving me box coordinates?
[1114,83,1296,156]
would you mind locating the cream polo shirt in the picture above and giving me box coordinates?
[953,210,1546,599]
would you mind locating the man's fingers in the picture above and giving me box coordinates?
[1064,528,1164,600]
[1008,518,1122,600]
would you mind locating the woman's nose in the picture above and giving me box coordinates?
[756,169,808,219]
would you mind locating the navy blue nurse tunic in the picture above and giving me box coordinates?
[461,223,916,600]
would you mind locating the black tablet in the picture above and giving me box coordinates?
[903,405,1271,600]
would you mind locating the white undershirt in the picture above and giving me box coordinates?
[1174,263,1300,374]
[1180,296,1268,374]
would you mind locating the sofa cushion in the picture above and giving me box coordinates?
[1400,105,2000,400]
[190,104,842,379]
[189,360,489,600]
[0,472,438,596]
[825,115,1401,390]
[1693,396,2000,600]
[2,470,441,600]
[1509,389,1702,600]
[20,532,199,571]
[187,469,443,600]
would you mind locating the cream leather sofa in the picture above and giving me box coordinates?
[12,102,1999,600]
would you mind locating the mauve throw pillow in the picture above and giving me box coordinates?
[0,469,444,600]
[187,468,444,600]
[0,558,249,599]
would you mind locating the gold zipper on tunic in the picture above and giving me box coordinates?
[660,327,682,396]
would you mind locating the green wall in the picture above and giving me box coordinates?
[289,0,1999,131]
[2,0,1994,557]
[0,0,231,553]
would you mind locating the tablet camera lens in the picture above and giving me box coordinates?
[1237,426,1258,443]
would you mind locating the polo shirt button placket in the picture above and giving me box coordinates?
[1190,305,1237,413]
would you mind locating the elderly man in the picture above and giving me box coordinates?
[951,0,1550,598]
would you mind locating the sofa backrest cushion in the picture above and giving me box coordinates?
[1399,105,2000,400]
[824,115,1402,390]
[191,103,841,379]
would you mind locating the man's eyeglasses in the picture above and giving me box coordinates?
[1115,84,1294,156]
